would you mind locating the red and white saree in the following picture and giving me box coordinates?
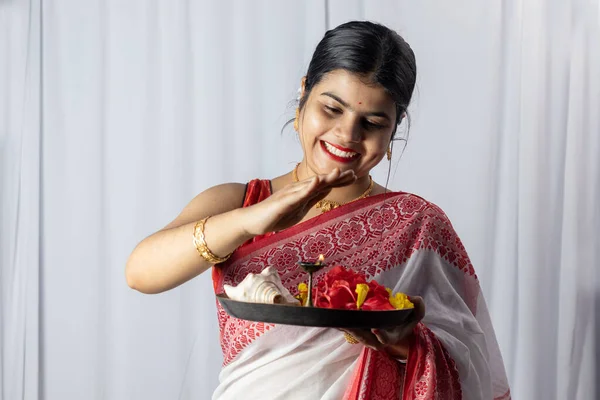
[211,179,510,400]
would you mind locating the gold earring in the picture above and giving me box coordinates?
[386,146,392,160]
[294,107,300,131]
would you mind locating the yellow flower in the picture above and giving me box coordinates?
[355,283,369,309]
[388,290,414,310]
[295,282,308,306]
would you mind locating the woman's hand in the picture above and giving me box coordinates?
[341,296,426,360]
[239,168,357,236]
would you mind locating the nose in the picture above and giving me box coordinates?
[333,116,362,144]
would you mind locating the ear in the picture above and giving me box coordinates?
[300,76,307,100]
[401,112,407,120]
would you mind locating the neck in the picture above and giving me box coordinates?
[294,162,372,203]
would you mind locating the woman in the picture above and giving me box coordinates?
[126,21,510,400]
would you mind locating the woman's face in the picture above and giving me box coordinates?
[298,69,397,179]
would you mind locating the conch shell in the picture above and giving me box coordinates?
[223,267,300,305]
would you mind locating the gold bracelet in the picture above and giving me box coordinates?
[343,332,360,344]
[193,216,232,264]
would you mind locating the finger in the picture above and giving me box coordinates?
[338,169,356,180]
[301,177,355,208]
[318,168,344,183]
[297,168,354,191]
[284,176,318,195]
[371,328,403,346]
[304,190,332,210]
[331,170,357,184]
[279,178,318,200]
[292,169,355,203]
[327,175,357,188]
[409,296,426,322]
[306,178,331,199]
[290,180,332,210]
[371,298,425,346]
[306,180,338,198]
[330,169,356,184]
[327,167,341,180]
[276,180,321,209]
[317,171,356,190]
[297,174,319,187]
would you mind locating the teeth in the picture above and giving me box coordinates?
[324,142,357,158]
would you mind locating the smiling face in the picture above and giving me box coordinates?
[298,69,397,179]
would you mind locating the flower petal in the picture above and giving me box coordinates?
[355,283,369,309]
[389,292,415,310]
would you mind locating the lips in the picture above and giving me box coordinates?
[325,141,358,153]
[320,141,360,163]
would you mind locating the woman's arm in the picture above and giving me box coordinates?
[125,183,252,294]
[126,168,358,294]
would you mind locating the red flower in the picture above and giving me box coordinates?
[313,266,394,311]
[358,279,394,310]
[361,294,395,311]
[313,266,365,309]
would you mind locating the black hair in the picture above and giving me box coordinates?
[298,21,417,140]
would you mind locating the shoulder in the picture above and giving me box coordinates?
[386,191,455,229]
[388,192,475,275]
[211,182,248,196]
[161,182,247,230]
[194,182,248,208]
[390,192,449,217]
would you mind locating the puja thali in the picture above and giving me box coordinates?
[216,294,414,329]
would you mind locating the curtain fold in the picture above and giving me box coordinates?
[1,1,42,399]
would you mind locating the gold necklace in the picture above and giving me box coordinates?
[292,163,374,213]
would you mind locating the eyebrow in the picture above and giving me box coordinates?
[320,92,391,121]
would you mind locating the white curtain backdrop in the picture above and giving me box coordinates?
[1,1,598,399]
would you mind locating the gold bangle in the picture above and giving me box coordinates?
[193,216,232,264]
[344,332,360,344]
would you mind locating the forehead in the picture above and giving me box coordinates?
[312,70,395,110]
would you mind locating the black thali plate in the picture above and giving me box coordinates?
[216,294,414,329]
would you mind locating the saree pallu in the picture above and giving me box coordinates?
[211,180,510,400]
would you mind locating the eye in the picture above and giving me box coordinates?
[362,119,385,130]
[324,105,342,114]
